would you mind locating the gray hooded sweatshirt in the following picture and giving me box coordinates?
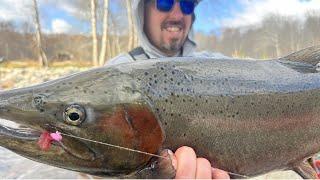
[106,0,227,66]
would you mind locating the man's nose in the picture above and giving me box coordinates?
[169,2,184,19]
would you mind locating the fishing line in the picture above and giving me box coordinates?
[58,132,168,159]
[58,132,250,178]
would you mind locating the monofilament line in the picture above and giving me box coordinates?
[58,132,168,159]
[59,132,250,178]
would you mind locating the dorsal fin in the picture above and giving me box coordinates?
[279,45,320,66]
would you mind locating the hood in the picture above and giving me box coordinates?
[132,0,200,58]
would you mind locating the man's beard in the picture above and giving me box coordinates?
[161,38,183,53]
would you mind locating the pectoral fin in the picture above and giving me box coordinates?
[127,149,176,179]
[293,160,318,179]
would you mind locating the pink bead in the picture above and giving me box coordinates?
[50,131,62,142]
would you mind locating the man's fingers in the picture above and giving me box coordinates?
[195,158,212,179]
[212,167,230,179]
[174,146,197,179]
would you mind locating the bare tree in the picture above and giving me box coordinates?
[126,0,135,50]
[91,0,98,66]
[109,13,122,58]
[32,0,48,67]
[99,0,109,66]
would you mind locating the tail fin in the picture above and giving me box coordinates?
[280,45,320,66]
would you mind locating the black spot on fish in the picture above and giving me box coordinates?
[63,82,66,85]
[84,90,87,93]
[57,86,60,88]
[75,86,79,89]
[183,133,186,137]
[91,91,95,94]
[144,72,148,76]
[170,113,174,117]
[154,80,158,84]
[39,109,44,113]
[164,74,167,77]
[172,71,175,75]
[160,67,164,70]
[164,122,168,126]
[45,90,49,93]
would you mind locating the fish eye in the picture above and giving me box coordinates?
[63,104,86,126]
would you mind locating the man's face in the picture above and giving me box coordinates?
[144,0,193,56]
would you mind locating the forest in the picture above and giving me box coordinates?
[0,0,319,66]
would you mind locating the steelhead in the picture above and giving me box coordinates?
[0,46,320,178]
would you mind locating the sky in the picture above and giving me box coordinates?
[0,0,319,35]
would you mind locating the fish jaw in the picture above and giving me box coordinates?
[0,87,100,173]
[0,67,165,177]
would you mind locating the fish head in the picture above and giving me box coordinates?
[0,67,164,177]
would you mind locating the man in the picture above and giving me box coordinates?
[106,0,229,179]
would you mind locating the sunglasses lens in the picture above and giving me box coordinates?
[180,0,195,15]
[156,0,175,12]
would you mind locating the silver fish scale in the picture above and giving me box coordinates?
[122,57,320,176]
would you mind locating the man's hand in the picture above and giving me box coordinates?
[169,146,230,179]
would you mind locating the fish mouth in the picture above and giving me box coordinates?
[0,118,96,162]
[0,118,40,140]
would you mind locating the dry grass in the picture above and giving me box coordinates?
[0,59,92,68]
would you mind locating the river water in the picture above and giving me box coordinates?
[0,147,79,179]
